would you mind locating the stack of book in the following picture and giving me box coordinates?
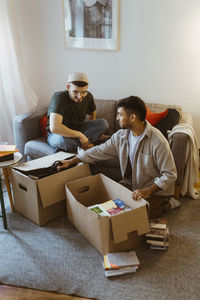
[0,145,18,162]
[88,199,131,217]
[145,218,169,250]
[103,251,140,277]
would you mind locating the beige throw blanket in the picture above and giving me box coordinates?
[168,124,199,199]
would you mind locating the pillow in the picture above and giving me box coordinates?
[155,108,180,139]
[40,115,47,138]
[145,106,168,126]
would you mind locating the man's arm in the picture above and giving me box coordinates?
[57,133,118,171]
[49,113,89,147]
[88,110,96,120]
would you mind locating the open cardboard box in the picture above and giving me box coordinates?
[10,152,91,226]
[65,173,150,255]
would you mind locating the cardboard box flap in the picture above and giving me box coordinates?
[65,174,104,207]
[13,152,75,171]
[66,186,110,253]
[111,206,150,244]
[38,163,91,208]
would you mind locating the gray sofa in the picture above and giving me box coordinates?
[13,99,193,197]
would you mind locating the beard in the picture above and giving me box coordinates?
[118,121,132,130]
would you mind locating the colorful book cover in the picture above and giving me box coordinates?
[106,251,140,269]
[107,207,123,216]
[89,204,110,216]
[89,199,131,217]
[103,255,119,270]
[113,198,126,209]
[100,200,117,211]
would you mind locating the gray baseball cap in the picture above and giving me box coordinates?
[68,72,89,84]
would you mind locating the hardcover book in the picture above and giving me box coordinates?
[100,200,117,211]
[150,218,167,230]
[0,152,14,162]
[88,199,131,217]
[146,218,169,250]
[145,227,169,239]
[146,239,169,247]
[89,204,110,216]
[103,251,140,277]
[106,251,140,268]
[0,145,16,153]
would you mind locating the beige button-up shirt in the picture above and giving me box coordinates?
[78,121,177,196]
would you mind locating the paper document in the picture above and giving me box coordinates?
[13,152,75,171]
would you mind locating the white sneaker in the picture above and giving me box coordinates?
[169,197,181,210]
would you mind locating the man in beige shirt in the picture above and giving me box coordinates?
[58,95,180,218]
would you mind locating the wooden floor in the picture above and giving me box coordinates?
[0,284,94,300]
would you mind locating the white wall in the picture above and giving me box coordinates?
[15,0,200,142]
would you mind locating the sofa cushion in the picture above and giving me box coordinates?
[40,115,47,138]
[155,108,180,139]
[145,105,168,126]
[145,102,182,120]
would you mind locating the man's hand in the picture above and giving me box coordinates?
[132,184,161,200]
[79,133,89,148]
[132,188,151,201]
[57,160,71,171]
[57,156,81,171]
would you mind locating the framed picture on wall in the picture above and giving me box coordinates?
[63,0,120,50]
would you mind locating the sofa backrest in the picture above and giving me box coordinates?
[95,99,118,135]
[95,99,183,135]
[145,102,182,120]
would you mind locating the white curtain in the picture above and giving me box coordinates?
[0,0,38,143]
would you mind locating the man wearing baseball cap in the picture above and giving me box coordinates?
[46,72,109,152]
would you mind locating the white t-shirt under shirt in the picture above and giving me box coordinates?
[128,131,144,166]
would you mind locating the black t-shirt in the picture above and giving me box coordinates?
[47,90,96,131]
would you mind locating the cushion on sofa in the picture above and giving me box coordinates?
[40,115,47,138]
[145,102,182,121]
[145,105,168,126]
[155,108,180,139]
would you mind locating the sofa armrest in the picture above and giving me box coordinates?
[181,111,193,127]
[170,132,189,186]
[171,111,193,187]
[13,107,48,159]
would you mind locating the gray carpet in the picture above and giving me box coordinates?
[1,188,200,300]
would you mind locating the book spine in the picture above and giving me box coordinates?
[0,153,14,162]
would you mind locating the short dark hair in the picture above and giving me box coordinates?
[70,81,88,87]
[117,96,146,121]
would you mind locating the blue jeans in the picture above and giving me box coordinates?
[47,119,109,152]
